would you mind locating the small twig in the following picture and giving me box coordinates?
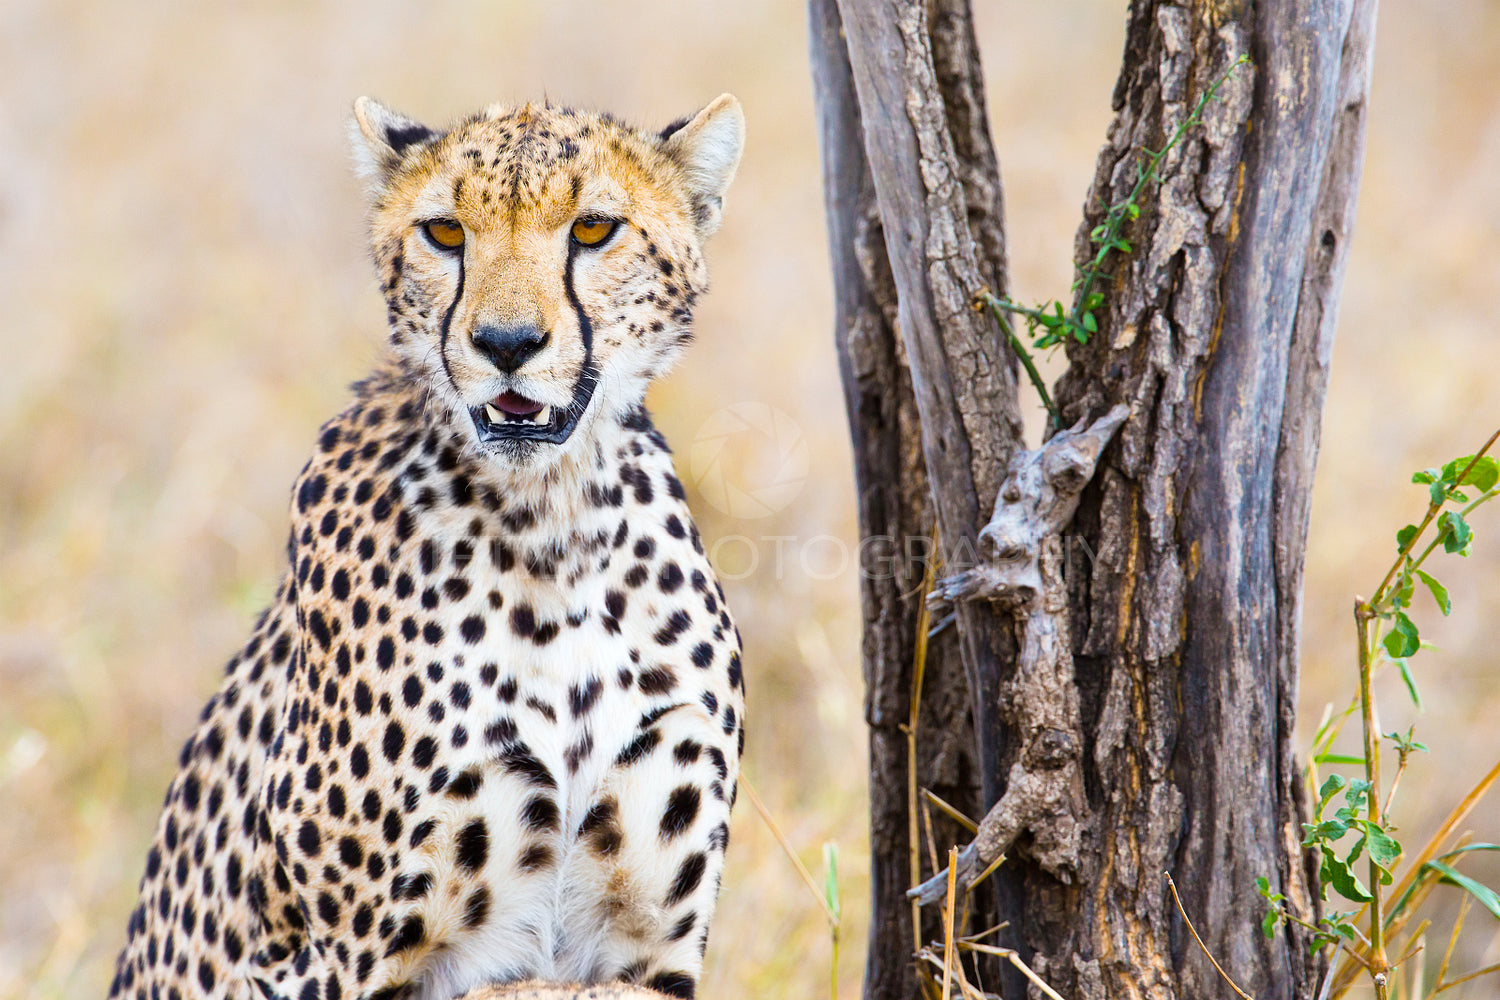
[1384,743,1412,817]
[959,943,1069,1000]
[941,847,958,1000]
[921,795,942,878]
[908,524,940,957]
[922,788,979,834]
[1165,872,1255,1000]
[968,852,1007,894]
[1369,428,1499,604]
[1314,941,1343,1000]
[1437,894,1469,989]
[1437,960,1500,993]
[975,290,1060,429]
[957,921,1009,945]
[742,779,838,927]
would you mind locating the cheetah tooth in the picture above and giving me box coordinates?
[484,403,503,423]
[535,405,552,424]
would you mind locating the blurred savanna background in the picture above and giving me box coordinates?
[1,1,1497,997]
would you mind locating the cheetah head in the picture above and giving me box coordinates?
[351,95,744,466]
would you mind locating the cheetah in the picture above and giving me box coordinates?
[107,94,747,1000]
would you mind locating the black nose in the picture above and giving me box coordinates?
[473,323,549,373]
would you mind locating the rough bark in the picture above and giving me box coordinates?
[808,2,992,995]
[832,0,1027,816]
[813,0,1376,998]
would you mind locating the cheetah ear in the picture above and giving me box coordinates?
[660,94,744,237]
[350,97,439,185]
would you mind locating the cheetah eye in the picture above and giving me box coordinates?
[422,220,465,251]
[571,218,618,248]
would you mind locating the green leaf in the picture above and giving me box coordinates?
[1303,818,1352,845]
[1431,480,1451,506]
[1467,456,1500,491]
[1383,612,1420,659]
[1082,312,1098,333]
[1424,860,1500,919]
[1396,658,1423,709]
[1321,851,1373,903]
[1396,523,1420,552]
[1413,469,1440,485]
[1261,908,1279,938]
[1437,844,1500,862]
[1365,826,1402,880]
[1392,571,1416,610]
[823,841,841,922]
[1438,510,1473,555]
[1317,774,1348,812]
[1314,753,1366,766]
[1442,454,1500,492]
[1413,569,1451,615]
[1344,779,1372,810]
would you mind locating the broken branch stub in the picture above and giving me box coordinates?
[913,403,1129,904]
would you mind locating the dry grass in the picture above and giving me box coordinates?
[1,2,1497,998]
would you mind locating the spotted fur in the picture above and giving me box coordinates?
[108,95,746,1000]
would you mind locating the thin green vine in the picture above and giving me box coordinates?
[976,55,1250,428]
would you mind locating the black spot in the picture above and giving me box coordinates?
[638,666,677,695]
[690,643,714,668]
[521,794,560,833]
[569,677,603,717]
[383,913,427,957]
[463,886,491,929]
[615,728,662,766]
[455,819,489,872]
[384,122,436,154]
[517,843,554,872]
[297,820,321,857]
[660,785,701,839]
[460,616,486,643]
[510,605,536,638]
[382,722,405,762]
[408,819,436,847]
[447,769,482,799]
[197,959,216,992]
[484,717,518,746]
[497,746,557,789]
[666,852,708,905]
[411,736,437,769]
[657,563,684,593]
[653,610,692,645]
[646,971,695,998]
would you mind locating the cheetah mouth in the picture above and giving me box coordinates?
[469,363,599,446]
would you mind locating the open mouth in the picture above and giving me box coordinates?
[468,366,599,446]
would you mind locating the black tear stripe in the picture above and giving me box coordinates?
[438,248,466,389]
[562,236,596,375]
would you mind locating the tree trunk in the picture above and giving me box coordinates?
[808,1,1010,992]
[810,1,1378,998]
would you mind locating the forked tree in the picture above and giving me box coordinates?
[809,1,1376,998]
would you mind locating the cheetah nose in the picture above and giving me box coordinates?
[473,323,550,373]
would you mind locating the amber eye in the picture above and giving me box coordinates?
[571,218,618,248]
[423,220,465,251]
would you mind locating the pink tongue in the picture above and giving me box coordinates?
[491,391,544,416]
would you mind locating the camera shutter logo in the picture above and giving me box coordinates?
[689,402,808,518]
